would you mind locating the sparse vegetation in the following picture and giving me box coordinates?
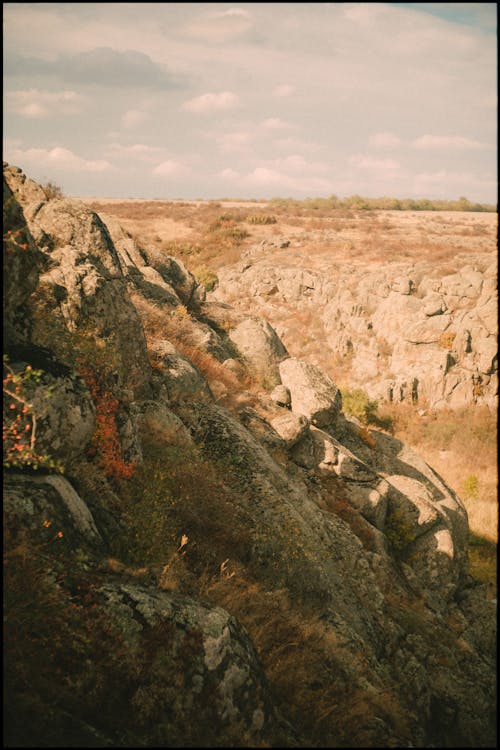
[193,264,218,292]
[269,194,496,213]
[41,181,64,200]
[341,387,379,425]
[246,213,277,224]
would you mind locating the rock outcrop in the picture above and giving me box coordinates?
[212,241,498,410]
[3,164,496,748]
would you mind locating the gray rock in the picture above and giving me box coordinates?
[279,357,342,427]
[270,412,310,448]
[270,384,291,407]
[228,317,288,386]
[151,340,213,405]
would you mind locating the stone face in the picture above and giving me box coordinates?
[270,384,291,407]
[4,471,103,548]
[228,317,288,386]
[6,182,152,401]
[99,212,206,309]
[95,582,282,747]
[3,178,45,347]
[151,340,213,405]
[213,250,497,411]
[279,357,342,427]
[269,412,309,448]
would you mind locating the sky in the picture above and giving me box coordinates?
[3,2,498,201]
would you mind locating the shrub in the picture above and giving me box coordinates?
[193,264,218,292]
[115,436,253,578]
[207,215,249,243]
[3,356,63,472]
[41,181,64,200]
[75,348,135,483]
[341,387,379,425]
[246,213,277,225]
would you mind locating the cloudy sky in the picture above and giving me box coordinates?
[3,2,497,201]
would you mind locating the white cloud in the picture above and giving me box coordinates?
[152,159,190,177]
[215,130,253,152]
[105,142,166,162]
[5,89,85,118]
[243,166,333,194]
[121,109,151,129]
[218,167,240,179]
[413,169,497,196]
[181,91,239,114]
[5,145,111,172]
[184,7,253,43]
[273,136,322,154]
[349,154,400,170]
[260,117,293,131]
[369,132,402,148]
[213,8,251,20]
[412,134,490,150]
[273,84,295,97]
[343,3,383,27]
[238,154,334,194]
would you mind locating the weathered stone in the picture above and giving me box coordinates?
[228,317,288,386]
[4,471,103,548]
[3,178,45,346]
[279,357,342,427]
[81,581,284,747]
[6,176,152,400]
[270,412,309,448]
[151,340,213,405]
[270,384,291,407]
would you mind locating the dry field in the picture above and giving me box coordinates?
[80,197,497,586]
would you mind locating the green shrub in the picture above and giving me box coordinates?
[341,387,379,425]
[194,265,218,292]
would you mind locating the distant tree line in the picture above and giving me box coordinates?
[268,195,496,212]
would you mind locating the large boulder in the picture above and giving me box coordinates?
[279,357,342,427]
[4,471,103,549]
[150,340,213,405]
[94,582,286,747]
[228,317,288,387]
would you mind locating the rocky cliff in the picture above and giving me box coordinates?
[3,163,496,748]
[212,233,497,411]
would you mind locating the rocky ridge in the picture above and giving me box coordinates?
[212,233,497,411]
[3,163,496,748]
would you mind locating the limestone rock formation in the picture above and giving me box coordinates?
[228,316,289,386]
[212,244,498,411]
[3,164,496,749]
[279,357,342,427]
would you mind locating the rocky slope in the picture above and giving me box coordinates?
[3,163,496,748]
[211,232,497,411]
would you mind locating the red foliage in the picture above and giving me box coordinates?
[77,362,135,482]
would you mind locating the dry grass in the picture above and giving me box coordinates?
[378,403,497,549]
[202,575,415,747]
[81,199,497,276]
